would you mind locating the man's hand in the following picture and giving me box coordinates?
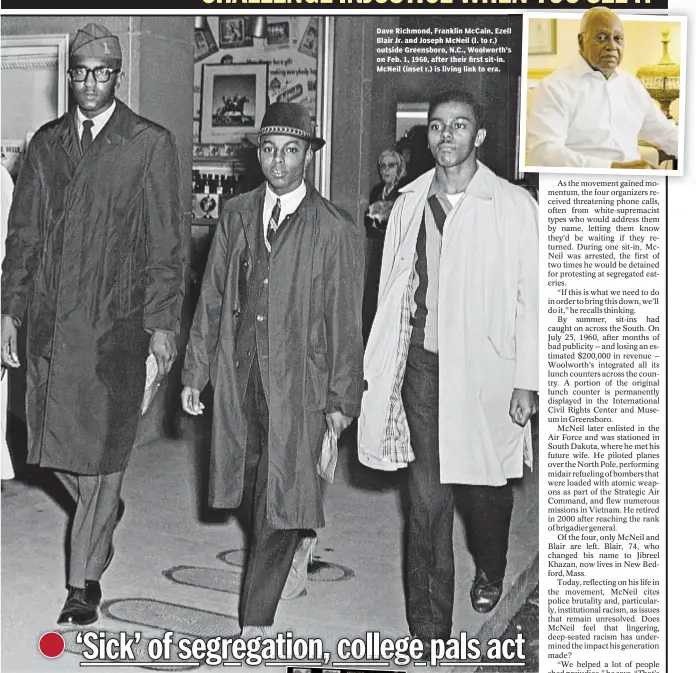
[149,330,177,380]
[181,386,205,415]
[610,160,657,170]
[1,315,20,370]
[509,388,538,427]
[325,411,352,438]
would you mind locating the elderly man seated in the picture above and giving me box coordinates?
[527,7,679,170]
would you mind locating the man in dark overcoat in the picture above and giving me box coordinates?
[181,102,364,638]
[1,24,184,624]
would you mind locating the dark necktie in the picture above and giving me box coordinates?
[266,198,282,248]
[81,120,94,155]
[428,194,447,235]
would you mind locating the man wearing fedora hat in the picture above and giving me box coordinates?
[2,23,184,625]
[182,102,364,637]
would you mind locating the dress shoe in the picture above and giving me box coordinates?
[57,586,98,625]
[470,568,503,613]
[85,580,102,608]
[281,535,317,600]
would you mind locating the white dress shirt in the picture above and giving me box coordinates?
[527,55,679,169]
[76,100,116,141]
[262,181,307,251]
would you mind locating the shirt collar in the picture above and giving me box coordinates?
[265,180,307,212]
[422,160,496,203]
[76,100,117,136]
[571,53,625,81]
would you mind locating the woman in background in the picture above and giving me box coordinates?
[363,148,407,344]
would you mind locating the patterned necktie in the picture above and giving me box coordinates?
[81,120,94,155]
[266,197,282,248]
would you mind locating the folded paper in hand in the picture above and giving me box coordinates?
[141,354,161,415]
[523,432,534,473]
[317,428,338,483]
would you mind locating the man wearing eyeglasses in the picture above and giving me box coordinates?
[1,23,184,625]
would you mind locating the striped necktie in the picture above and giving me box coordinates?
[81,120,94,155]
[267,197,282,248]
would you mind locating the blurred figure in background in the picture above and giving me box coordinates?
[396,125,435,184]
[363,148,407,344]
[1,162,15,480]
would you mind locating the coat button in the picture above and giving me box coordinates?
[256,315,264,322]
[263,278,268,285]
[235,360,240,368]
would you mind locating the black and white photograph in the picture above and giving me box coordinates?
[298,17,319,58]
[2,12,540,673]
[219,16,253,50]
[200,63,267,143]
[266,19,293,49]
[193,16,218,62]
[3,2,686,672]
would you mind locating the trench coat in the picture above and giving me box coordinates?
[1,100,185,474]
[358,163,538,486]
[182,183,364,528]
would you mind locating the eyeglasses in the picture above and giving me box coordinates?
[69,66,120,83]
[380,162,398,169]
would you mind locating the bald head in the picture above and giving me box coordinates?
[578,7,625,77]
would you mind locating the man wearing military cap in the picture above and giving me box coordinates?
[182,102,364,637]
[1,23,185,625]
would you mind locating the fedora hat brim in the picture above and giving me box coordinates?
[246,127,325,151]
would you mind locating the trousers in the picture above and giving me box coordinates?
[238,356,301,626]
[55,469,125,587]
[401,345,513,639]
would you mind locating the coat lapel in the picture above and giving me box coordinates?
[293,183,318,238]
[56,113,81,169]
[396,170,433,270]
[239,185,266,262]
[85,99,129,161]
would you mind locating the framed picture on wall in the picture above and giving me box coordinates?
[298,17,319,58]
[194,18,219,62]
[1,34,70,178]
[200,63,268,144]
[266,19,293,50]
[219,17,253,49]
[528,18,557,55]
